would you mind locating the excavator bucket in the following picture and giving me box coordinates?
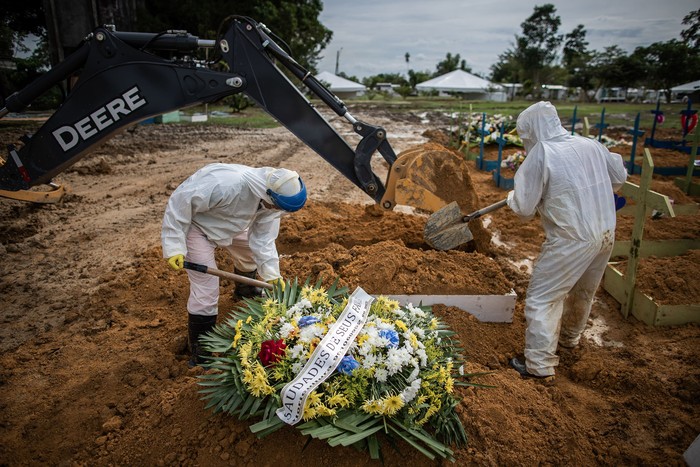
[380,142,491,252]
[0,183,65,204]
[381,142,474,212]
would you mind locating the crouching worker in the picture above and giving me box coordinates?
[161,163,307,366]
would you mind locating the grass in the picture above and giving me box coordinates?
[184,98,693,133]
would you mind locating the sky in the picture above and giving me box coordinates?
[316,0,698,80]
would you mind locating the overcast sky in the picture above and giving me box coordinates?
[316,0,698,80]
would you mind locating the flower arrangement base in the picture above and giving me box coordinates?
[199,280,480,463]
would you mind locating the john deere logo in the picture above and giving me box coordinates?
[52,86,147,151]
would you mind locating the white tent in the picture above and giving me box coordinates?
[315,71,366,98]
[671,79,700,94]
[416,69,506,101]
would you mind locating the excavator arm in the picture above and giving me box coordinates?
[0,16,466,217]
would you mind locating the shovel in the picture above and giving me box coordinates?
[424,199,508,250]
[183,261,273,290]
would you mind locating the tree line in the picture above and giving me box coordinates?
[1,2,698,106]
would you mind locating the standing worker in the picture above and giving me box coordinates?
[161,163,307,366]
[507,101,627,380]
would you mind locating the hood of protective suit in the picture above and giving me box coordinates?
[516,101,569,152]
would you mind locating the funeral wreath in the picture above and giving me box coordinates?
[198,279,483,462]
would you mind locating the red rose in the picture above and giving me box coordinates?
[258,339,287,367]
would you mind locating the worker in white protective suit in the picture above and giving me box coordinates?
[507,101,627,380]
[161,163,307,366]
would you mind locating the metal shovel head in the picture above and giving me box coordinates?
[424,201,474,250]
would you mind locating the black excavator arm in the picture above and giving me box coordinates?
[0,16,396,204]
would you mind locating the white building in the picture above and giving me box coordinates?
[315,71,366,99]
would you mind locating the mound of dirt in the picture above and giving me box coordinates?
[281,238,512,295]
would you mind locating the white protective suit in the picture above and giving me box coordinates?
[161,164,288,316]
[508,101,627,376]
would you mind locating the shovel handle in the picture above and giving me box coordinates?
[183,261,273,289]
[463,198,508,222]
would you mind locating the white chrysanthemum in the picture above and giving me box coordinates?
[361,353,377,369]
[364,328,383,348]
[278,322,295,339]
[411,326,425,339]
[391,308,406,319]
[407,363,420,382]
[400,378,422,403]
[292,361,305,375]
[374,367,388,383]
[385,347,412,375]
[406,303,426,318]
[286,298,313,317]
[358,342,373,357]
[416,348,428,367]
[289,344,305,360]
[299,323,325,343]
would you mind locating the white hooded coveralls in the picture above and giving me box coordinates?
[161,164,286,316]
[507,102,627,376]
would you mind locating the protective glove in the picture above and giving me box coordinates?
[614,194,626,211]
[268,277,285,291]
[168,254,185,271]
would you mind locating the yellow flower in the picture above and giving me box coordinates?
[302,407,317,421]
[245,315,253,324]
[374,296,400,314]
[394,320,408,332]
[232,319,243,348]
[357,334,369,346]
[306,391,322,407]
[429,318,438,330]
[326,393,350,408]
[409,332,418,349]
[382,395,404,415]
[315,405,336,417]
[445,376,454,394]
[242,369,254,384]
[361,399,383,415]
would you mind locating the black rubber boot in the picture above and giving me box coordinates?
[188,313,217,367]
[232,268,263,299]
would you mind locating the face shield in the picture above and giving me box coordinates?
[265,169,307,212]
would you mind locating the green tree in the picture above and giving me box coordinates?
[0,1,47,98]
[514,4,563,92]
[135,0,331,71]
[681,8,700,49]
[632,40,700,102]
[407,69,431,89]
[562,24,594,101]
[361,73,408,90]
[435,52,471,76]
[490,50,521,84]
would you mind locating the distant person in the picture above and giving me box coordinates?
[161,163,307,366]
[507,101,627,380]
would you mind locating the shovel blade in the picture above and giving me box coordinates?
[424,201,474,250]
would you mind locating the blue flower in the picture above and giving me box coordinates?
[337,355,360,375]
[379,329,400,348]
[297,316,320,328]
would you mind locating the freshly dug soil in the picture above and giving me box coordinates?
[0,111,698,467]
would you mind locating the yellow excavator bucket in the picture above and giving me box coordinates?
[0,183,65,204]
[381,142,476,213]
[381,142,493,252]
